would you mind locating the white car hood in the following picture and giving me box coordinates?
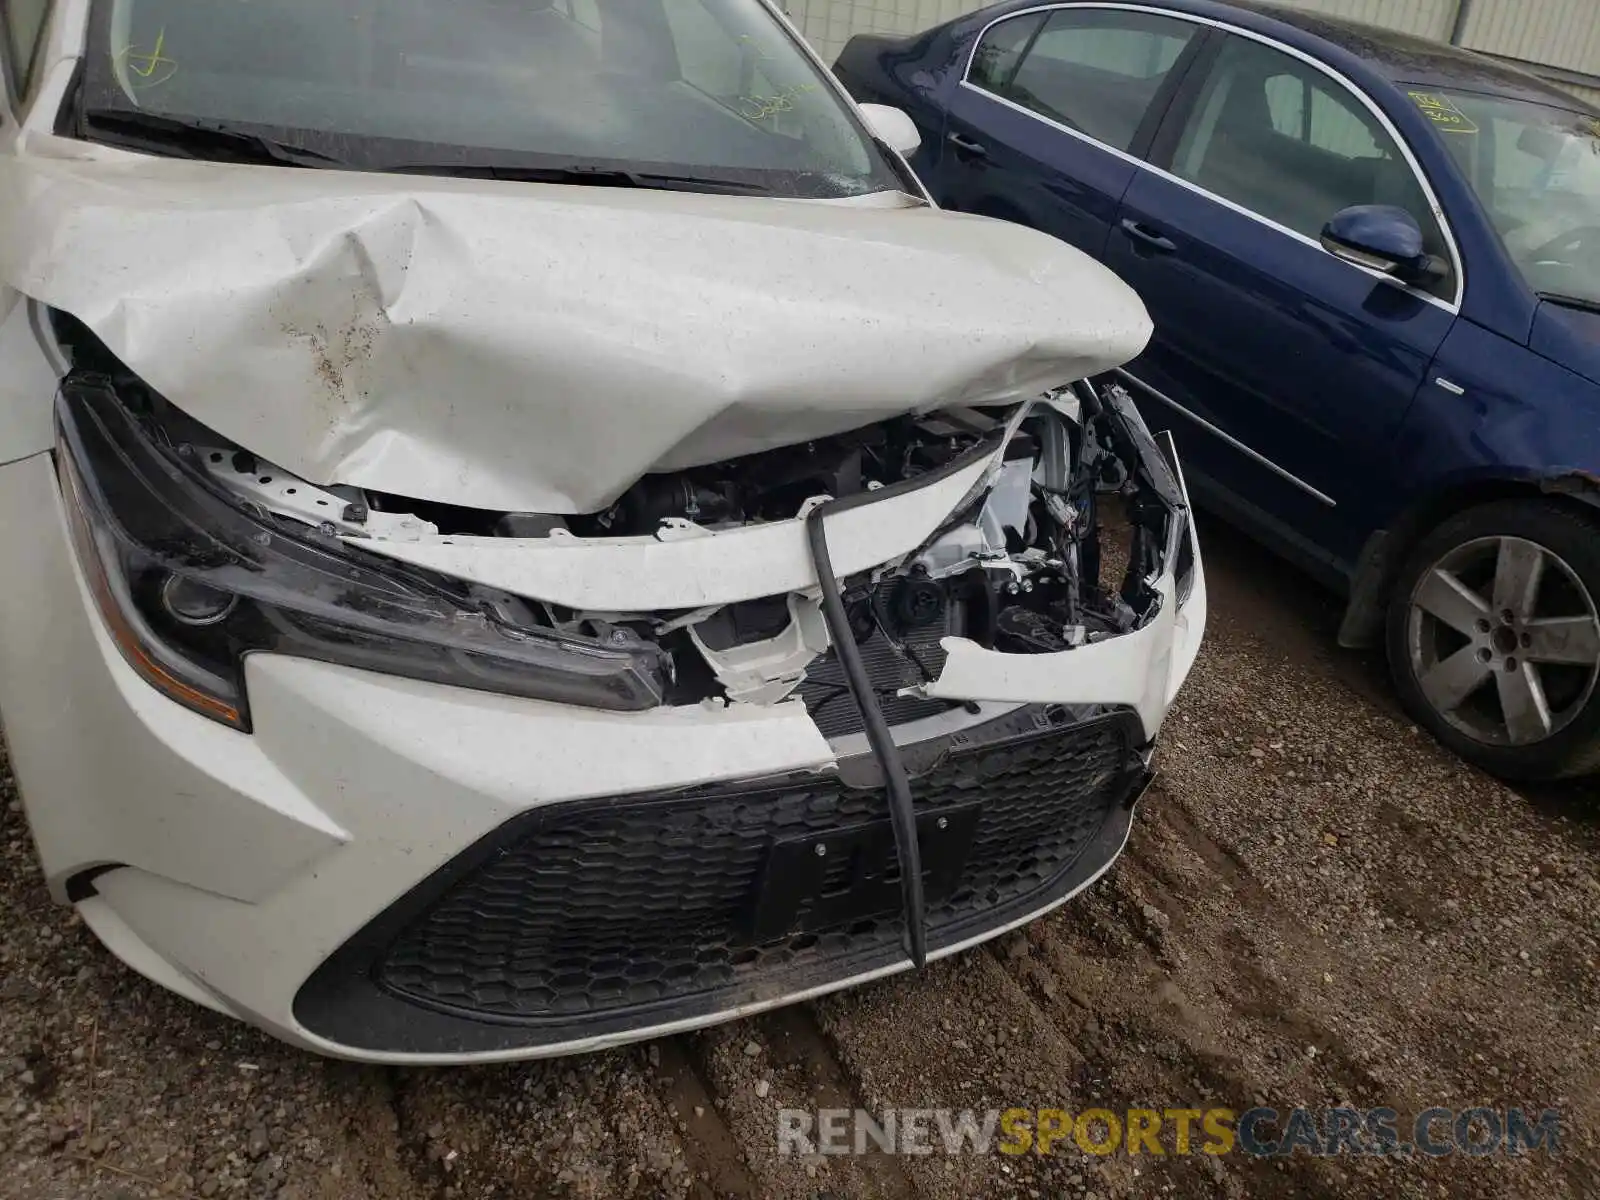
[0,145,1151,513]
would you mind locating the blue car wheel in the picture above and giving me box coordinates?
[1388,500,1600,780]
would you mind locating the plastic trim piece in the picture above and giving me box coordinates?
[292,707,1147,1055]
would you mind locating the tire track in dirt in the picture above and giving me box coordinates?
[675,1004,930,1199]
[994,800,1429,1199]
[654,1036,759,1197]
[1135,800,1421,1112]
[807,941,1147,1199]
[758,1005,920,1198]
[1153,797,1259,902]
[378,1069,450,1200]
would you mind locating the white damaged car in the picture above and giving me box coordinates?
[0,0,1204,1061]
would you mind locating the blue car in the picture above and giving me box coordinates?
[837,0,1600,780]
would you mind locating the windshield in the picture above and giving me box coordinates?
[1412,88,1600,307]
[78,0,900,198]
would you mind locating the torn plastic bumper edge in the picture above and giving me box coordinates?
[0,429,1201,1061]
[795,386,1199,973]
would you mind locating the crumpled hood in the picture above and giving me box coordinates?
[0,147,1152,513]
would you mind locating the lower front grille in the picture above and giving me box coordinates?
[295,707,1147,1053]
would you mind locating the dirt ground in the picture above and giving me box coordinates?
[0,514,1596,1200]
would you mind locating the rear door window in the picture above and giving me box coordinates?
[1000,8,1199,152]
[968,12,1045,96]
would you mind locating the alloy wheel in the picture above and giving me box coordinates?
[1406,536,1600,747]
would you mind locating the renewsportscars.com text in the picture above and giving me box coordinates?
[777,1106,1561,1158]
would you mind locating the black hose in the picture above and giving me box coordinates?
[805,503,928,969]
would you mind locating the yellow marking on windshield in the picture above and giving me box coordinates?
[119,28,178,88]
[1408,90,1478,134]
[737,82,819,122]
[736,34,775,62]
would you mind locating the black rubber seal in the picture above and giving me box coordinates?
[805,501,928,968]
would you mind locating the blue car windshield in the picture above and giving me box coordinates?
[82,0,898,197]
[1417,89,1600,308]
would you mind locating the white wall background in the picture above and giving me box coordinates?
[782,0,1600,107]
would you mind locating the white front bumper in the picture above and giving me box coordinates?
[0,449,1204,1062]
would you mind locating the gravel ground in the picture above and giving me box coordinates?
[0,515,1596,1200]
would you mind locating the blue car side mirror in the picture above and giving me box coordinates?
[1321,204,1446,285]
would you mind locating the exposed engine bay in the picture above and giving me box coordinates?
[53,312,1190,734]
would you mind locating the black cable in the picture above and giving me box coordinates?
[805,503,928,969]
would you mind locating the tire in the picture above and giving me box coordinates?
[1385,499,1600,781]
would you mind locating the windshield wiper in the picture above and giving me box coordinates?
[78,108,348,169]
[1538,291,1600,315]
[383,161,770,194]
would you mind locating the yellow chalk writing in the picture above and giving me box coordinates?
[118,27,178,89]
[737,82,819,122]
[1407,90,1478,134]
[736,34,775,63]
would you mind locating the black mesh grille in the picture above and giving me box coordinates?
[372,711,1142,1028]
[796,617,956,738]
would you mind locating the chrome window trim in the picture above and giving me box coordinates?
[1114,369,1339,507]
[957,2,1465,313]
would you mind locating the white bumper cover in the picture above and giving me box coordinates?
[0,444,1203,1061]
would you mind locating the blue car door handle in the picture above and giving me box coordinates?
[947,132,989,160]
[1120,219,1176,253]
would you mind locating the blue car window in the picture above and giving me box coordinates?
[968,11,1044,95]
[1172,35,1451,297]
[1421,90,1600,309]
[999,8,1197,153]
[1264,74,1309,139]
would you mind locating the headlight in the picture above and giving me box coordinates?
[56,378,669,729]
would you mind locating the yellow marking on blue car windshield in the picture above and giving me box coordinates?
[1407,91,1479,134]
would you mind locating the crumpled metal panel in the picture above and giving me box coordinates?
[0,142,1151,513]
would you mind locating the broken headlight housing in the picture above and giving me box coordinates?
[55,378,669,729]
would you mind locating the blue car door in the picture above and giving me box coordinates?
[932,6,1207,261]
[1105,32,1460,574]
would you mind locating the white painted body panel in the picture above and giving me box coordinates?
[0,140,1151,515]
[0,296,59,465]
[0,448,1204,1061]
[0,0,1200,1062]
[353,453,994,610]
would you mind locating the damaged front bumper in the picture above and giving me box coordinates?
[327,386,1205,740]
[0,359,1204,1061]
[0,369,1202,1061]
